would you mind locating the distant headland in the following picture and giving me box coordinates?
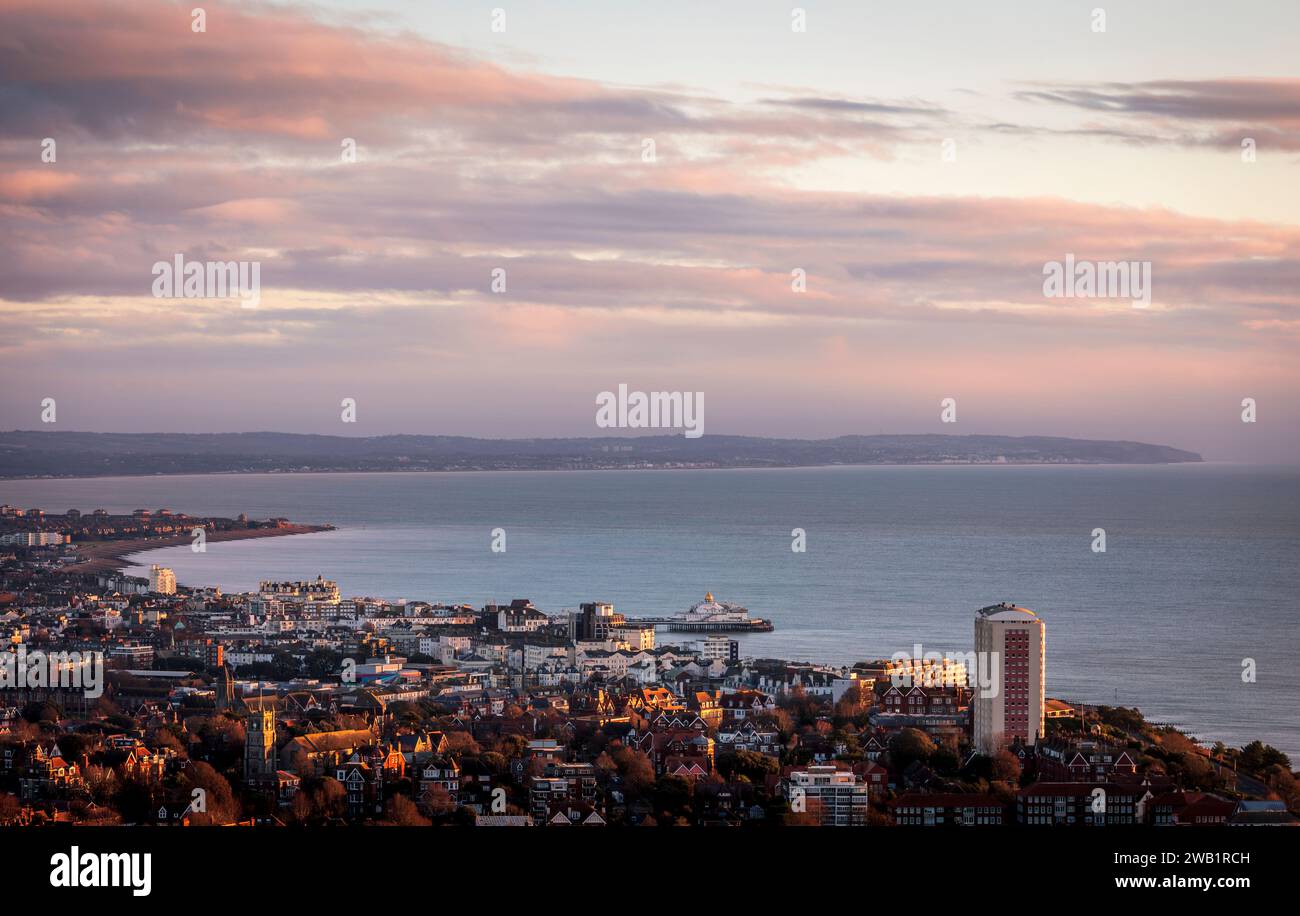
[0,430,1203,479]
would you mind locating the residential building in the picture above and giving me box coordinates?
[973,603,1045,754]
[785,765,871,826]
[149,565,177,595]
[1018,782,1139,826]
[1148,791,1235,826]
[1035,738,1137,782]
[890,793,1011,826]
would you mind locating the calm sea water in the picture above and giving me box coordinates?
[4,465,1297,757]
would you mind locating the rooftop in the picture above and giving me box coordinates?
[975,602,1039,621]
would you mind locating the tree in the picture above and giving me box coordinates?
[771,708,795,738]
[783,804,820,827]
[1239,741,1291,774]
[0,793,24,825]
[289,788,316,824]
[21,701,60,725]
[419,784,457,818]
[991,750,1021,783]
[56,732,93,761]
[445,732,482,756]
[114,774,159,824]
[611,747,655,795]
[494,734,527,758]
[189,714,245,770]
[717,750,780,783]
[866,806,893,827]
[777,686,823,728]
[291,775,347,824]
[833,682,872,720]
[930,746,960,775]
[888,728,936,772]
[150,729,186,756]
[83,764,120,805]
[180,761,237,824]
[304,648,342,680]
[2,720,39,743]
[381,794,430,826]
[1261,765,1300,813]
[653,775,693,822]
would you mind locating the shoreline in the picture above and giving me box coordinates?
[59,524,334,576]
[0,459,1227,484]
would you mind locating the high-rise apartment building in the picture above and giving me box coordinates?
[148,564,177,595]
[973,603,1045,755]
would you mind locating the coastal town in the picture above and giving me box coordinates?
[0,504,1296,828]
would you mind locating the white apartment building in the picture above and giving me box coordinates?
[973,603,1046,755]
[438,633,474,664]
[0,532,69,546]
[694,635,737,661]
[524,643,570,671]
[785,765,871,826]
[149,565,177,595]
[609,624,656,650]
[882,656,969,688]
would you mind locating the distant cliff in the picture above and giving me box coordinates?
[0,431,1203,478]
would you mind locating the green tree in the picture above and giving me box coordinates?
[1239,741,1290,773]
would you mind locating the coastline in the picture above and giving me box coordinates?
[10,465,1293,760]
[60,524,333,576]
[0,459,1225,484]
[43,529,1299,762]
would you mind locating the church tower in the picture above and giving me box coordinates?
[215,664,235,713]
[243,695,278,787]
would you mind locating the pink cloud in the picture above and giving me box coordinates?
[187,197,301,224]
[0,0,1296,461]
[0,169,80,201]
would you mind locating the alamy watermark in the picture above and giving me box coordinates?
[1,647,104,698]
[151,254,261,308]
[889,644,999,697]
[50,846,150,896]
[1042,254,1151,308]
[595,384,704,438]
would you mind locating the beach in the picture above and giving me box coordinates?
[60,524,333,575]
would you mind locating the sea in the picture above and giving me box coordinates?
[3,464,1297,758]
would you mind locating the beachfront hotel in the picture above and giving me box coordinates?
[973,603,1046,755]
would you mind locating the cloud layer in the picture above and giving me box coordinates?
[1,0,1296,461]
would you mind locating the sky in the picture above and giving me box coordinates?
[1,0,1298,461]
